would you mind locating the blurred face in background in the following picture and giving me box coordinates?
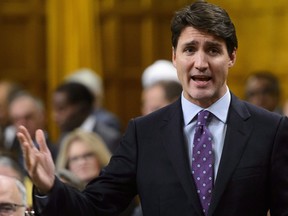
[67,139,100,184]
[0,176,25,216]
[141,85,169,115]
[9,96,45,139]
[245,77,279,112]
[52,92,83,132]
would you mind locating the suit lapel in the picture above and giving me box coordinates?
[161,100,204,216]
[208,95,253,215]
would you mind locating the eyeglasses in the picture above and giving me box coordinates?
[0,203,25,216]
[68,152,95,164]
[25,209,35,216]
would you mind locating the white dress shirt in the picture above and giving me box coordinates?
[182,87,231,180]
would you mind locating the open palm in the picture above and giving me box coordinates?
[17,126,55,194]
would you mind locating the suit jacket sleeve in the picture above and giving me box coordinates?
[33,120,138,216]
[270,116,288,215]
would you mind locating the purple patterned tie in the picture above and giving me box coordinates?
[192,110,214,215]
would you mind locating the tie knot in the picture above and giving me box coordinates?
[196,110,210,126]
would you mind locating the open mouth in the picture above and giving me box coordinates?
[191,75,212,82]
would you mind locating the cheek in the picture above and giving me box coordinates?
[67,163,75,172]
[214,64,229,82]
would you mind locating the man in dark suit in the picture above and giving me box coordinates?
[17,1,288,216]
[52,82,121,153]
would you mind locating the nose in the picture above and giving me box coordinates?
[194,51,208,72]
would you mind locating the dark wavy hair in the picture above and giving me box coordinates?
[171,0,238,56]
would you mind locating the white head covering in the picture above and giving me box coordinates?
[65,68,103,97]
[141,60,179,88]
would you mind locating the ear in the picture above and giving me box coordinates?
[172,46,176,67]
[228,49,237,68]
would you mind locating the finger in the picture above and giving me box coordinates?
[17,125,34,148]
[23,140,34,171]
[17,133,36,175]
[36,129,50,153]
[17,131,32,154]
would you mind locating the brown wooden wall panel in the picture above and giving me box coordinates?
[152,15,174,61]
[0,19,28,71]
[99,0,188,129]
[120,16,142,69]
[0,0,46,101]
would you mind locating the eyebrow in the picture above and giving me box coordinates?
[182,40,223,48]
[205,41,223,48]
[182,40,198,47]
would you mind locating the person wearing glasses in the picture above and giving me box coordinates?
[55,129,111,187]
[55,129,137,216]
[0,175,27,216]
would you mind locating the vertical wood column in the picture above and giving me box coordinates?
[46,0,102,140]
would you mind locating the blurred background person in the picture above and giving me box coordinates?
[0,175,27,216]
[52,82,121,153]
[282,99,288,117]
[56,129,136,216]
[0,155,33,212]
[141,60,179,88]
[0,81,22,150]
[56,129,111,186]
[244,71,282,113]
[140,60,182,116]
[6,92,57,173]
[65,68,121,132]
[141,80,182,115]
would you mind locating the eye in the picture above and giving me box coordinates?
[206,44,223,56]
[208,47,220,55]
[184,46,196,55]
[0,204,14,213]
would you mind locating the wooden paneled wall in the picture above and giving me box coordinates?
[0,0,46,101]
[1,0,288,140]
[210,0,288,101]
[98,0,190,130]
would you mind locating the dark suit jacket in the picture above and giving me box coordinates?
[35,94,288,216]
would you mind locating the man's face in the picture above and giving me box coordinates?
[141,85,169,115]
[0,177,25,216]
[245,78,278,112]
[52,92,76,131]
[172,27,236,108]
[52,92,83,132]
[9,97,44,138]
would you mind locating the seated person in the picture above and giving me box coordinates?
[52,82,121,153]
[56,129,136,216]
[141,80,182,115]
[0,174,29,216]
[0,155,33,209]
[244,71,282,113]
[65,68,121,132]
[7,92,58,173]
[56,129,111,186]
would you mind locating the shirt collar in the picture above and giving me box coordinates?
[80,114,97,131]
[182,87,231,126]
